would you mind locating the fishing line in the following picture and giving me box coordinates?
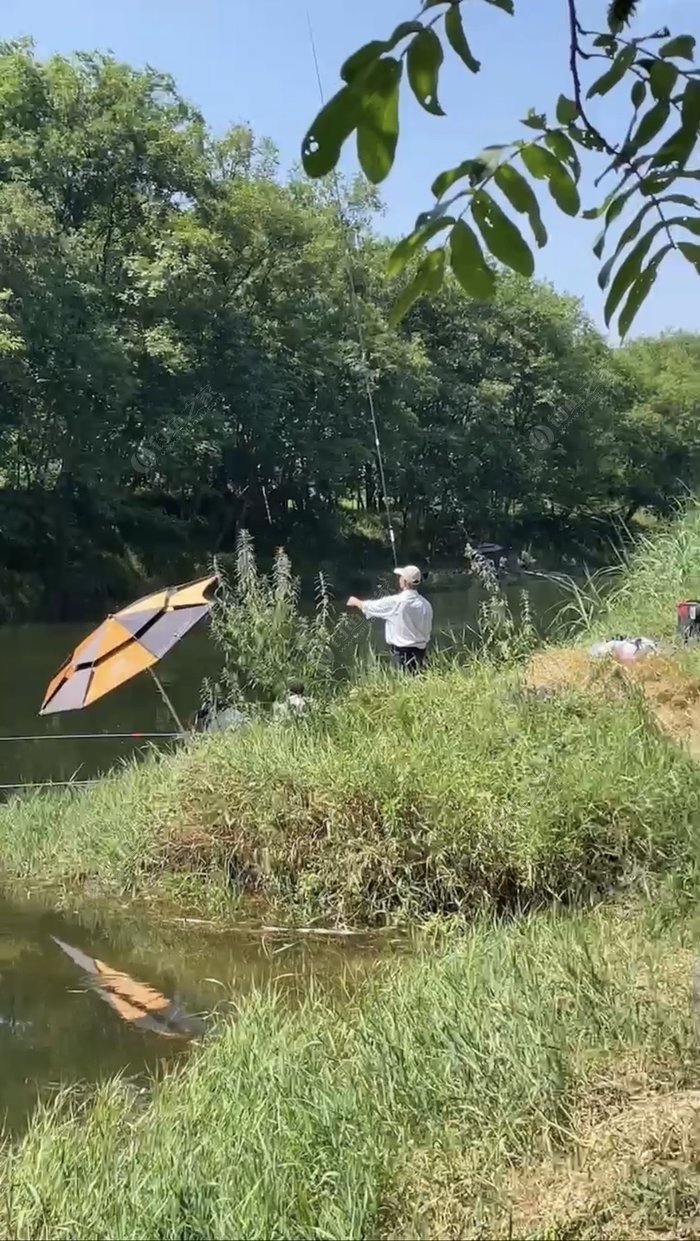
[306,12,398,566]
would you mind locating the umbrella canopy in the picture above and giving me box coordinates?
[40,573,218,716]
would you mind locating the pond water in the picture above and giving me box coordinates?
[0,890,399,1134]
[0,574,575,790]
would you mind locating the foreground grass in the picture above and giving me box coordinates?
[2,899,697,1239]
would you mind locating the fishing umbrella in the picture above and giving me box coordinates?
[39,574,219,730]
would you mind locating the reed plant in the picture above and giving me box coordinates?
[206,531,349,711]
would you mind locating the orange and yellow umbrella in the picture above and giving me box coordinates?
[40,574,218,717]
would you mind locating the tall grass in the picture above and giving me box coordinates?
[1,655,698,924]
[552,501,700,644]
[207,531,349,710]
[465,541,537,661]
[1,903,695,1239]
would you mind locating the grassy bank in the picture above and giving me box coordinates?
[2,655,699,923]
[2,900,697,1239]
[1,513,700,1237]
[3,509,700,924]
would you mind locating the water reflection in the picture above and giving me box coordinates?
[0,892,395,1135]
[52,937,206,1040]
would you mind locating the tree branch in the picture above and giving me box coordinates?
[566,0,677,256]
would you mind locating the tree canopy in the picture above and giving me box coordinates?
[302,0,700,336]
[0,39,697,619]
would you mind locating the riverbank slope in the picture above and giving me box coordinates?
[1,510,699,1238]
[2,508,700,923]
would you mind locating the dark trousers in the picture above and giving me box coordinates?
[390,645,427,674]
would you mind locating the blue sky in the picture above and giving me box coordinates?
[2,0,698,339]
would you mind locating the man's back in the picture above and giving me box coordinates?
[362,589,432,649]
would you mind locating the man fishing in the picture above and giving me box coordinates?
[347,565,433,673]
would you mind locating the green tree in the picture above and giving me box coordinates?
[302,1,700,336]
[617,332,700,516]
[0,37,696,620]
[391,273,639,548]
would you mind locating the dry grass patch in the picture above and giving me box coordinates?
[524,647,700,757]
[503,1088,700,1240]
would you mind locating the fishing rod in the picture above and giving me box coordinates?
[0,780,99,791]
[0,732,186,743]
[307,12,398,567]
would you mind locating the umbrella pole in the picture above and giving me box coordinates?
[147,668,187,734]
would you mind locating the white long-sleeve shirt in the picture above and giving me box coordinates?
[361,590,433,649]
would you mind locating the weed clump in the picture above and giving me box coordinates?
[205,531,348,712]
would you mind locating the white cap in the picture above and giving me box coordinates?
[394,564,422,586]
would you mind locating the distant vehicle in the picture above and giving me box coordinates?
[474,543,505,557]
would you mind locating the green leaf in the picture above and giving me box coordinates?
[681,78,700,132]
[340,23,422,83]
[545,130,580,179]
[449,219,497,298]
[659,35,696,61]
[471,190,535,277]
[651,125,696,169]
[389,247,445,326]
[587,183,636,226]
[603,220,666,325]
[649,60,678,101]
[631,98,670,149]
[494,163,548,247]
[432,159,482,198]
[302,85,361,178]
[556,95,579,124]
[407,28,445,116]
[414,193,466,229]
[521,110,547,131]
[356,58,402,183]
[520,144,580,216]
[387,216,455,278]
[587,45,637,99]
[598,193,698,285]
[618,245,672,337]
[597,201,653,288]
[678,240,700,273]
[631,79,647,109]
[569,126,606,153]
[445,5,481,73]
[639,173,672,196]
[341,41,390,84]
[484,0,514,12]
[593,229,606,259]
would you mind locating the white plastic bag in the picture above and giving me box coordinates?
[589,637,658,663]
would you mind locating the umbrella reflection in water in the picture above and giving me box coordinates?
[53,937,205,1040]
